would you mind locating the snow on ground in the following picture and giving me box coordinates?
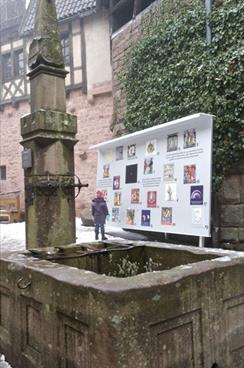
[0,218,121,252]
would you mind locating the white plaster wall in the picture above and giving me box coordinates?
[84,11,111,91]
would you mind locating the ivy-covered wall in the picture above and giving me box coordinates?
[111,0,244,247]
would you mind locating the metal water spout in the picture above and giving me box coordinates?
[20,0,87,249]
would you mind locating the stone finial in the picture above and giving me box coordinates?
[28,0,64,70]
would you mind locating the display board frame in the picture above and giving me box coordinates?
[91,113,213,238]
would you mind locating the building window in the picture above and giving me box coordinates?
[14,49,25,77]
[2,53,12,82]
[0,166,6,180]
[61,34,70,66]
[111,0,156,32]
[2,49,25,82]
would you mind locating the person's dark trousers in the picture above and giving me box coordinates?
[95,224,107,240]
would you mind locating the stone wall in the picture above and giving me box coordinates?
[1,243,244,367]
[0,90,113,215]
[218,161,244,248]
[111,14,143,136]
[0,101,26,207]
[69,89,113,213]
[111,2,244,246]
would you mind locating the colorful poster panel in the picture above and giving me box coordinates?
[112,207,120,222]
[167,134,178,152]
[131,189,140,204]
[184,164,196,184]
[127,144,136,159]
[190,185,203,205]
[144,158,153,175]
[141,210,151,226]
[147,191,157,208]
[161,207,172,225]
[115,146,123,161]
[127,209,135,225]
[125,164,138,184]
[192,207,204,226]
[163,164,175,182]
[102,149,113,163]
[113,176,120,190]
[145,140,157,156]
[114,192,121,206]
[165,183,177,201]
[184,129,196,149]
[103,164,110,178]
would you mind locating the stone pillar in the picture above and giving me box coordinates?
[20,0,78,248]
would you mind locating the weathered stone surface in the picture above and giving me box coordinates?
[219,175,240,204]
[241,174,244,202]
[80,207,94,227]
[239,228,244,242]
[0,243,244,368]
[21,110,77,136]
[220,227,239,242]
[220,205,244,226]
[21,0,78,248]
[29,70,67,112]
[28,0,64,69]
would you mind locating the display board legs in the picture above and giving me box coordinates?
[199,236,205,248]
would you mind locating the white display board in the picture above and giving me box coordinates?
[91,113,213,237]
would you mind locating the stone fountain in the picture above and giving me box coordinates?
[0,1,244,368]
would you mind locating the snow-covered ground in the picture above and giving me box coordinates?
[0,218,120,253]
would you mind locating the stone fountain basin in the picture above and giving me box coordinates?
[0,242,244,368]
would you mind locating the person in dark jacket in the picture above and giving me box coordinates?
[91,191,109,240]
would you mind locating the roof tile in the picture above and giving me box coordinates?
[20,0,97,35]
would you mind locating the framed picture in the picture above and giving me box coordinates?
[147,191,157,208]
[190,185,203,205]
[144,158,153,175]
[114,192,121,206]
[127,144,136,159]
[163,164,175,182]
[127,209,135,225]
[165,183,177,201]
[131,188,140,204]
[113,176,120,190]
[112,207,120,222]
[146,140,157,155]
[184,164,196,184]
[103,164,110,178]
[102,149,113,163]
[192,207,204,225]
[161,207,172,225]
[125,164,138,184]
[141,210,151,226]
[115,146,123,160]
[167,134,178,152]
[184,129,196,149]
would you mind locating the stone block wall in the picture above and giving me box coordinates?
[112,14,143,136]
[218,162,244,247]
[0,101,27,208]
[0,90,113,216]
[68,89,113,213]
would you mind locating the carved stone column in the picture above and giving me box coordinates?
[21,0,78,248]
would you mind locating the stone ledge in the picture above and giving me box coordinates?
[20,110,77,136]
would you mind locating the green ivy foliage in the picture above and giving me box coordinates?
[122,0,244,190]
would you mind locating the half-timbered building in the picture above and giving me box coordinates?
[0,0,113,215]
